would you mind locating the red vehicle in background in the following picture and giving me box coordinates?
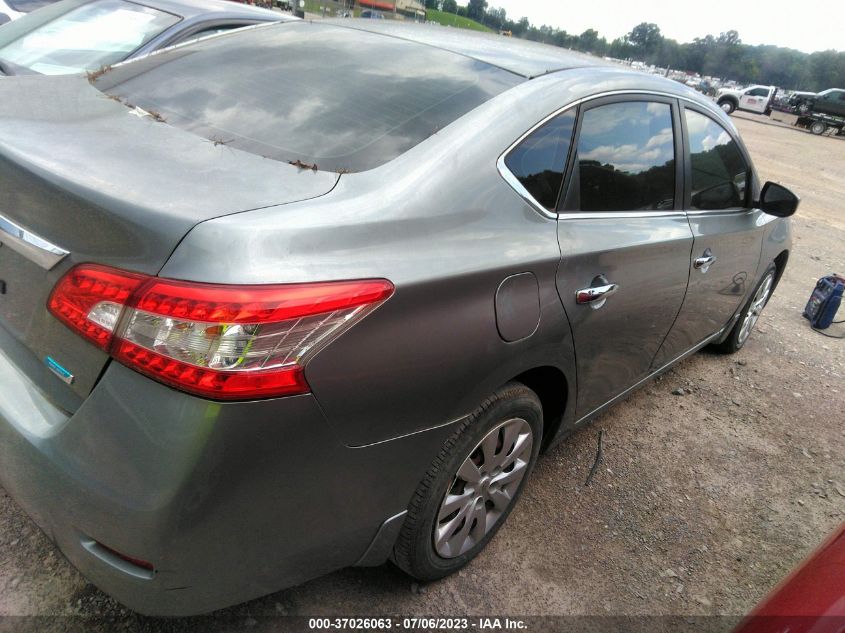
[734,524,845,633]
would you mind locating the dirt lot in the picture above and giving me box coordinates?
[0,113,843,629]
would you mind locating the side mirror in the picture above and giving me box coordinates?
[757,182,799,217]
[0,13,11,26]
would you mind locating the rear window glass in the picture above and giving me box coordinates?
[577,101,675,212]
[96,22,522,173]
[504,109,575,210]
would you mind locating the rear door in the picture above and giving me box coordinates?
[554,96,693,418]
[651,105,763,368]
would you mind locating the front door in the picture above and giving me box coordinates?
[818,90,845,117]
[652,106,763,368]
[740,87,770,114]
[554,97,693,418]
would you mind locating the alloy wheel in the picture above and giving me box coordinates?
[738,273,774,346]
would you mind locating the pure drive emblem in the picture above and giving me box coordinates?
[45,356,74,385]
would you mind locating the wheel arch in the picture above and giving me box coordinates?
[511,365,570,451]
[772,249,789,291]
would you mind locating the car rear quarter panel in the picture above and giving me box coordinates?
[160,69,717,447]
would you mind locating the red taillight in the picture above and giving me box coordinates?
[47,265,146,350]
[48,265,393,400]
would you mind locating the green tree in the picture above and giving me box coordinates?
[578,28,599,53]
[441,0,457,12]
[609,36,634,60]
[485,6,505,31]
[467,0,487,21]
[512,16,529,36]
[455,11,845,91]
[626,22,663,59]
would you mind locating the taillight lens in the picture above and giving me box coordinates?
[47,265,146,350]
[48,265,393,400]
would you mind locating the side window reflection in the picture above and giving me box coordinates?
[577,101,675,212]
[505,109,576,211]
[685,110,749,210]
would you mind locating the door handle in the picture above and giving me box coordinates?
[694,249,717,273]
[576,278,619,310]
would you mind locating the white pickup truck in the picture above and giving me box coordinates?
[716,85,777,115]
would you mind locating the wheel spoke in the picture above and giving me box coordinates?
[488,488,512,511]
[438,490,474,522]
[457,458,482,484]
[469,501,488,543]
[436,497,474,548]
[490,458,528,488]
[480,432,499,471]
[499,432,531,470]
[449,500,478,555]
[496,422,521,468]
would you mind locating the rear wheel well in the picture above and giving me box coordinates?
[512,366,568,449]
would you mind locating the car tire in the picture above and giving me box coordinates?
[392,382,543,581]
[718,99,736,114]
[711,264,777,354]
[798,102,811,115]
[810,121,827,135]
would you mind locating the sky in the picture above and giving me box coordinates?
[487,0,841,53]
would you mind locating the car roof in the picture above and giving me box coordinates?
[130,0,282,20]
[323,19,610,78]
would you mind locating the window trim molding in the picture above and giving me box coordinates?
[497,89,723,220]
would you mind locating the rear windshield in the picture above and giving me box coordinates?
[96,22,522,172]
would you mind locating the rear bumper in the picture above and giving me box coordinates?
[0,341,455,615]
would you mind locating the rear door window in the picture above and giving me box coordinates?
[576,101,676,212]
[685,109,749,210]
[504,109,575,211]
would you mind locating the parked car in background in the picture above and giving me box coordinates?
[782,90,815,111]
[733,523,845,633]
[360,8,384,18]
[0,20,796,615]
[0,0,57,24]
[791,88,845,117]
[717,84,777,115]
[0,0,288,76]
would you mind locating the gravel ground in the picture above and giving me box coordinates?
[0,113,843,630]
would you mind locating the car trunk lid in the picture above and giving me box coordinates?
[0,75,339,408]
